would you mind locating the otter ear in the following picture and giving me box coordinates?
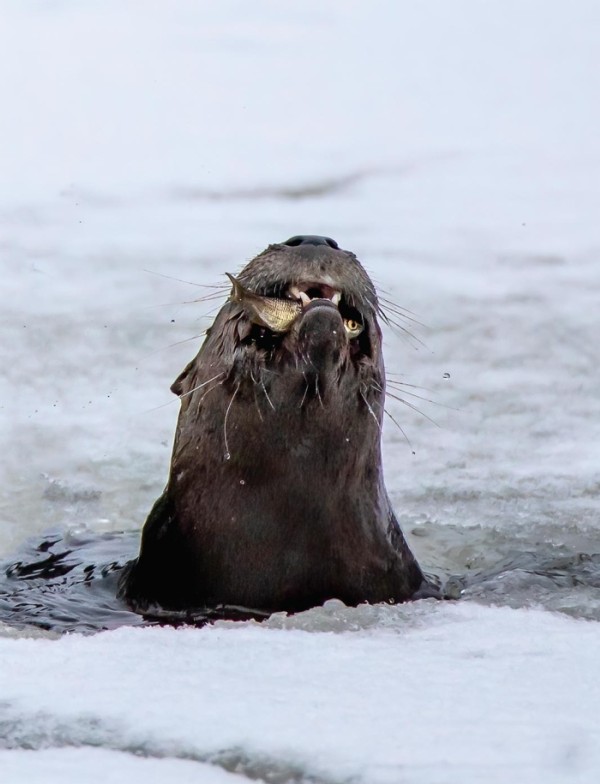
[170,360,195,397]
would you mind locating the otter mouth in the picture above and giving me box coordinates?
[228,272,344,333]
[227,272,371,363]
[288,282,342,308]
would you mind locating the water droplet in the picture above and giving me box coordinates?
[443,372,450,379]
[239,479,245,485]
[224,452,231,461]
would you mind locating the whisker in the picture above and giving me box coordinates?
[138,334,203,360]
[378,306,416,329]
[183,292,229,305]
[141,370,225,414]
[223,382,240,460]
[373,378,420,398]
[143,269,228,290]
[385,370,414,387]
[362,294,378,313]
[372,378,433,406]
[137,290,227,319]
[180,372,227,402]
[139,300,200,311]
[379,304,425,330]
[135,297,224,315]
[300,373,310,409]
[380,304,422,327]
[315,376,324,408]
[384,382,437,404]
[250,370,265,421]
[385,374,432,389]
[382,406,414,453]
[194,304,223,323]
[378,311,426,348]
[360,387,382,433]
[383,390,441,427]
[261,380,276,411]
[385,379,458,411]
[377,291,421,318]
[195,378,225,417]
[386,378,431,389]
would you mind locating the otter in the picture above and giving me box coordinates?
[119,235,436,616]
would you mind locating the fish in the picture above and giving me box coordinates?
[226,272,302,332]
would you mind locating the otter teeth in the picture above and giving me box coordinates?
[289,285,342,308]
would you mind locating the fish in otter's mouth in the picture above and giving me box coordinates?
[119,235,438,618]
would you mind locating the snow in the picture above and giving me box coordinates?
[1,0,600,781]
[0,749,245,784]
[1,604,599,783]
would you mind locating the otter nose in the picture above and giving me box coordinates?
[283,235,339,249]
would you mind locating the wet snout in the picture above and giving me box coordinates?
[298,299,347,372]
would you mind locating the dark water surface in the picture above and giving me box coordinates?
[0,531,143,634]
[1,522,599,634]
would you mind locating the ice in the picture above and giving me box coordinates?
[0,748,246,784]
[1,1,600,781]
[1,604,600,783]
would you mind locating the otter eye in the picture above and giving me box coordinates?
[344,318,364,338]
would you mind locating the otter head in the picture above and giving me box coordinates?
[212,234,385,420]
[168,233,388,516]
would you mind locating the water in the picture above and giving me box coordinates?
[1,517,598,635]
[0,530,141,634]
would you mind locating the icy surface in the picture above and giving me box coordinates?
[1,604,600,784]
[1,0,600,781]
[0,748,246,784]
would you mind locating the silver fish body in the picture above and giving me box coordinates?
[226,272,301,332]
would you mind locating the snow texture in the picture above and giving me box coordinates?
[1,605,600,784]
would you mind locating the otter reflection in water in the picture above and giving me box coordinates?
[119,235,438,615]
